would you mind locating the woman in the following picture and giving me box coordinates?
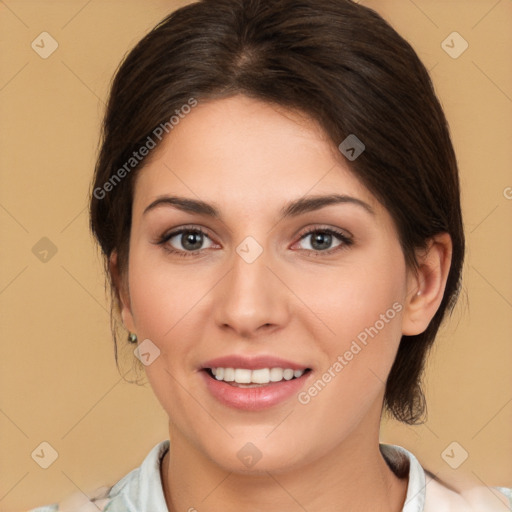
[30,0,511,510]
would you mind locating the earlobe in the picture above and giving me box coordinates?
[402,233,452,336]
[109,251,136,333]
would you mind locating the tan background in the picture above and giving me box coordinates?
[0,0,511,510]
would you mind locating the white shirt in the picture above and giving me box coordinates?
[29,440,512,512]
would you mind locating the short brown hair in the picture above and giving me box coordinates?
[90,0,465,424]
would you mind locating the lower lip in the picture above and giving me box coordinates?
[200,370,311,411]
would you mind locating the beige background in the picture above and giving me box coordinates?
[0,1,511,510]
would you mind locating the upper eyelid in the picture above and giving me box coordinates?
[299,225,353,239]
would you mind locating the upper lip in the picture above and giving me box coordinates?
[201,355,311,371]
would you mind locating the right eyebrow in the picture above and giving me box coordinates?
[143,196,219,217]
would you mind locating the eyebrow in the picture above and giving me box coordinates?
[143,193,375,219]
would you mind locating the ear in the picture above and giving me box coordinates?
[402,232,452,336]
[109,251,136,333]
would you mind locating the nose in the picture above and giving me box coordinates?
[213,242,290,338]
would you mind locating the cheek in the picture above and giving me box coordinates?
[126,255,200,414]
[127,251,205,338]
[126,252,212,404]
[295,246,407,407]
[294,249,406,348]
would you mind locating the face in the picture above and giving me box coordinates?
[118,95,421,473]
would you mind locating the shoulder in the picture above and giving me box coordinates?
[27,440,170,512]
[380,443,512,511]
[423,471,512,512]
[27,487,111,512]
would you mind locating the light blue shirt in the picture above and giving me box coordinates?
[29,440,512,511]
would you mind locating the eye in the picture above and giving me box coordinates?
[294,227,353,255]
[154,225,353,258]
[155,226,215,257]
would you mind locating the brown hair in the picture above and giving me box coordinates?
[89,0,465,424]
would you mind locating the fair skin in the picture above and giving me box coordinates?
[111,95,452,512]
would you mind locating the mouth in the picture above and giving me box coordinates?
[200,366,313,411]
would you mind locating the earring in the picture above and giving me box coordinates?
[128,332,138,343]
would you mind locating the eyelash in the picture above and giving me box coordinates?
[154,225,353,258]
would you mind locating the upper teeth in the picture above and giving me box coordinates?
[211,367,305,384]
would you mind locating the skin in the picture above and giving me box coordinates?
[112,95,452,512]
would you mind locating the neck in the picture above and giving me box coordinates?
[161,422,408,512]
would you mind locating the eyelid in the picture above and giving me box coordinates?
[296,224,353,241]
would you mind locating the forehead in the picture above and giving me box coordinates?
[132,95,382,221]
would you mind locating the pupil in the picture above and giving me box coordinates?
[183,231,203,250]
[311,232,331,250]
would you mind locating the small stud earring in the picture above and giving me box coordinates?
[128,332,138,343]
[416,290,422,296]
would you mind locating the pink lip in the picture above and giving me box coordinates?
[201,354,310,371]
[200,369,312,411]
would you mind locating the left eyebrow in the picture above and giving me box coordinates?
[142,193,375,219]
[280,193,375,218]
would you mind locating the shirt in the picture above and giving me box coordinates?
[28,440,512,512]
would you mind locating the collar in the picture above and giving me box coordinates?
[102,440,511,512]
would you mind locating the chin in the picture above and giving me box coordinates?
[198,434,315,475]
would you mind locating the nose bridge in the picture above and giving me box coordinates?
[214,236,288,335]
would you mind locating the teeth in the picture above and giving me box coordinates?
[223,367,235,381]
[252,368,270,384]
[234,368,251,383]
[211,367,306,384]
[283,369,294,380]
